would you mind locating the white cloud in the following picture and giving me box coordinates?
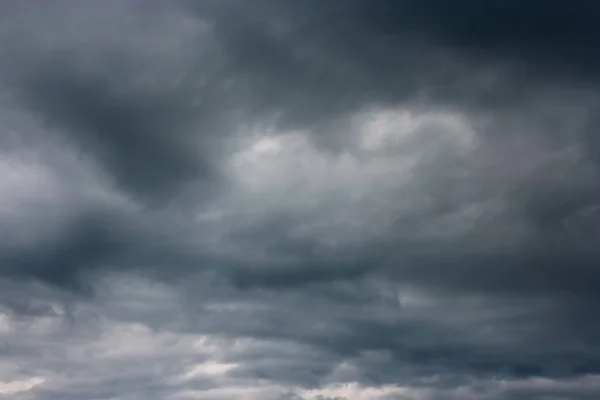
[0,377,46,396]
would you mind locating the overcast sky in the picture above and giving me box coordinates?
[1,1,600,399]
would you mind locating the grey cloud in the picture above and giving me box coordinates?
[1,210,128,291]
[2,274,600,399]
[1,1,600,399]
[20,65,214,202]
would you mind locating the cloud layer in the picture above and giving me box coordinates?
[1,1,600,399]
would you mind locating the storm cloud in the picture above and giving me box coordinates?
[1,1,600,399]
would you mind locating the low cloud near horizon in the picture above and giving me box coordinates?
[1,1,600,399]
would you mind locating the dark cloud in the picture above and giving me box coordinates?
[1,1,600,399]
[21,64,214,202]
[1,209,127,291]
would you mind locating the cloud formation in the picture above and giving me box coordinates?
[1,0,600,399]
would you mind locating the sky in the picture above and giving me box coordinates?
[1,1,600,399]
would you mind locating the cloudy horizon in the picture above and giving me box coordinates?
[1,1,600,399]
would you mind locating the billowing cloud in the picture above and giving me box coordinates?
[1,1,600,399]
